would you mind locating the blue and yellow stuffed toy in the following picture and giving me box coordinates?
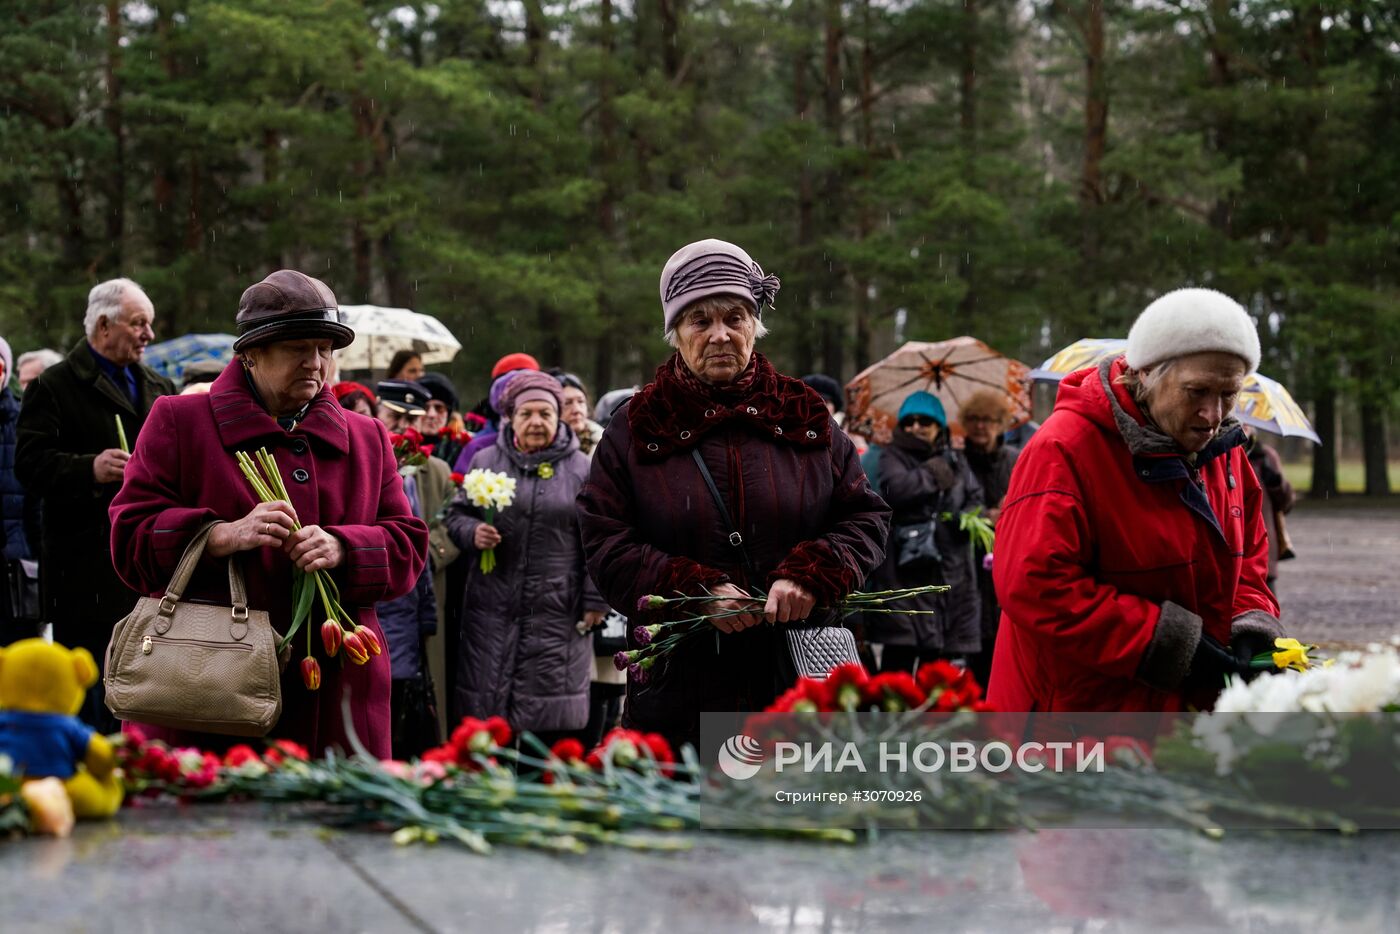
[0,639,124,821]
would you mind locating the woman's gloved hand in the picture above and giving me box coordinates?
[1230,630,1278,683]
[924,456,957,490]
[1187,633,1243,687]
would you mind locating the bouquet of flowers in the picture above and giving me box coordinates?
[460,468,517,573]
[1214,639,1399,713]
[236,447,382,691]
[388,427,433,474]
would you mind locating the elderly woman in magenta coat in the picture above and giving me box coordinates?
[990,289,1286,713]
[109,270,428,757]
[578,239,891,750]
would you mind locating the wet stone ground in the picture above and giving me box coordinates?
[1273,501,1400,648]
[5,805,1399,934]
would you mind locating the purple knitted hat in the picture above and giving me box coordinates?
[659,239,780,333]
[500,369,563,416]
[488,371,520,416]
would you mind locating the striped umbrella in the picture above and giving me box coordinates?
[845,337,1032,446]
[1030,337,1319,443]
[142,333,236,380]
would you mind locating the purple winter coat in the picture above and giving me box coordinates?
[446,425,605,733]
[577,353,891,749]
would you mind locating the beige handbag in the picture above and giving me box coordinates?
[105,522,284,737]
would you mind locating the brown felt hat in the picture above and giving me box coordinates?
[233,270,355,353]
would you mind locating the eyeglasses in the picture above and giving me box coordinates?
[900,416,940,428]
[963,415,999,426]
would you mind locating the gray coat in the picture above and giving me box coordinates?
[445,425,605,732]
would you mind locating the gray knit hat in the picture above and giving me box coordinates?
[659,239,780,334]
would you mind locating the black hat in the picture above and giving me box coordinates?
[376,380,430,416]
[801,373,844,413]
[233,270,355,353]
[418,372,459,413]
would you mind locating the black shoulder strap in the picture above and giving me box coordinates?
[691,448,759,580]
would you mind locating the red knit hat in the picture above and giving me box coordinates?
[331,381,376,404]
[491,353,541,380]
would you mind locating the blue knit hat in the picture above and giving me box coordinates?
[897,391,946,426]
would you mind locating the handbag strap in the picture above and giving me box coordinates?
[690,448,760,582]
[158,522,250,625]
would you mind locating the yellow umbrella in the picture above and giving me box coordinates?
[1030,337,1319,444]
[845,337,1032,446]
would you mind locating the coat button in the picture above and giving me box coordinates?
[292,468,310,483]
[774,426,784,436]
[806,430,818,439]
[680,430,692,440]
[646,442,659,452]
[746,406,758,415]
[292,440,308,455]
[705,409,717,418]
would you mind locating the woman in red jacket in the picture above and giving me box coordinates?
[989,288,1286,712]
[109,270,428,756]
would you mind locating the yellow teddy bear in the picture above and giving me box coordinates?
[0,639,124,823]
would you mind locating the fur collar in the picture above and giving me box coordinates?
[627,352,831,460]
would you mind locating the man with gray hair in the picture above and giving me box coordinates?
[15,349,64,393]
[15,278,174,729]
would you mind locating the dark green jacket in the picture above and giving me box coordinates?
[15,339,174,650]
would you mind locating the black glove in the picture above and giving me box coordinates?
[1187,633,1243,687]
[1230,630,1277,682]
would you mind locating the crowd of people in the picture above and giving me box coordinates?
[0,240,1300,758]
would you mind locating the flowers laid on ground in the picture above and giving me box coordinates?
[765,660,991,714]
[619,586,948,682]
[236,447,382,691]
[1215,639,1400,713]
[460,468,517,573]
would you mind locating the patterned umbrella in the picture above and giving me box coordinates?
[142,333,236,380]
[335,304,462,372]
[844,337,1032,446]
[1029,337,1319,444]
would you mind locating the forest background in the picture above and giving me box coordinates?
[1,1,1396,494]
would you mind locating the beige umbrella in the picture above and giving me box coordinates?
[845,337,1032,446]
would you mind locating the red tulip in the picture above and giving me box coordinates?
[321,620,343,657]
[342,631,370,665]
[300,656,322,691]
[355,626,383,657]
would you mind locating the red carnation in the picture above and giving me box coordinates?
[641,733,675,774]
[863,672,926,712]
[483,716,513,747]
[419,445,436,458]
[550,738,585,762]
[223,744,261,768]
[450,472,465,485]
[265,739,310,765]
[421,745,458,765]
[823,662,870,711]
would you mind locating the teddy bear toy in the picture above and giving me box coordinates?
[0,638,124,822]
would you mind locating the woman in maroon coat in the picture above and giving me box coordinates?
[578,239,890,749]
[109,270,428,757]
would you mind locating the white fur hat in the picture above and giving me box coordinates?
[1125,288,1260,374]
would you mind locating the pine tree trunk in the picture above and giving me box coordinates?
[955,0,979,329]
[793,0,817,377]
[103,0,124,274]
[820,0,845,378]
[1079,0,1106,325]
[1360,402,1391,496]
[1310,387,1338,498]
[594,0,618,393]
